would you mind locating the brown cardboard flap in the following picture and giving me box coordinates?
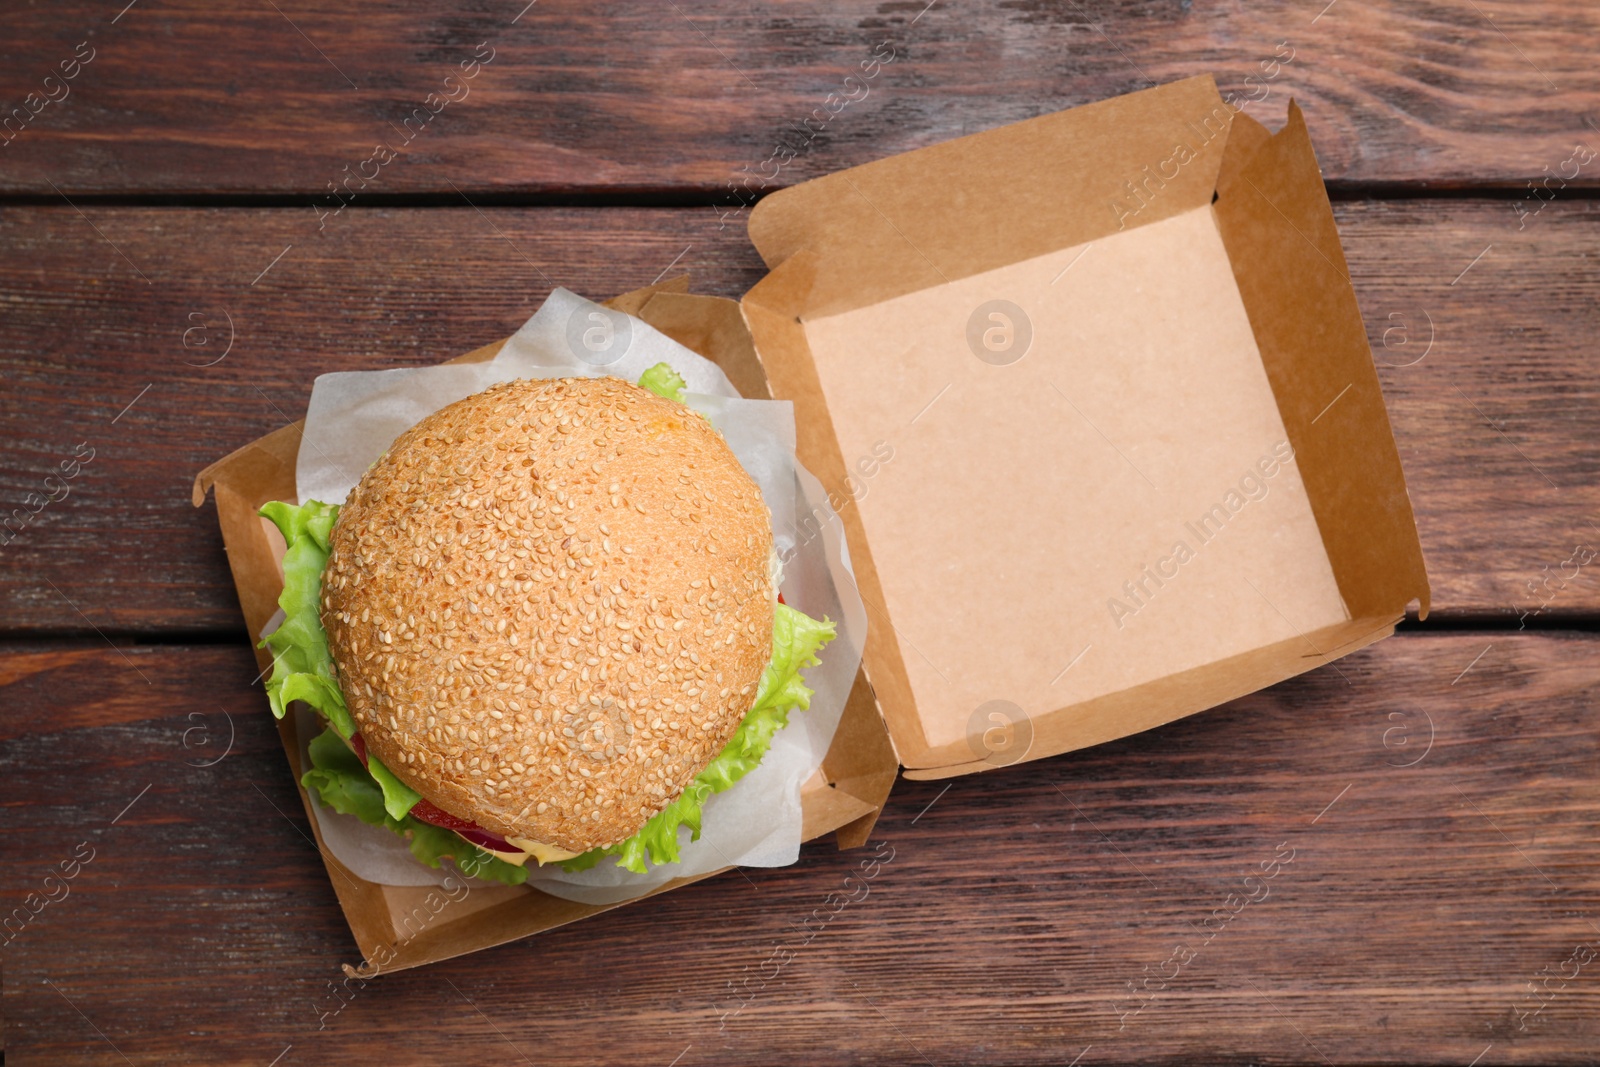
[813,660,899,847]
[742,78,1429,780]
[192,277,894,973]
[1214,109,1274,195]
[1213,102,1431,621]
[902,614,1397,779]
[744,255,923,766]
[748,74,1234,318]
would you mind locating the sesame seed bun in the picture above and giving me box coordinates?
[320,377,775,853]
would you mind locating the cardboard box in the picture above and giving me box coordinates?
[192,279,897,975]
[741,73,1429,778]
[194,74,1428,970]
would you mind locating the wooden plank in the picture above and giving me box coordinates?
[0,206,759,633]
[3,200,1598,633]
[3,632,1597,1064]
[0,1,1596,195]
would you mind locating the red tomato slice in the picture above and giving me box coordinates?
[452,826,516,853]
[409,797,484,833]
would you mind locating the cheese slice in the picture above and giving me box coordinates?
[477,845,532,868]
[507,836,581,864]
[473,835,582,868]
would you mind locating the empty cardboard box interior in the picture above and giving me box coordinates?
[742,74,1429,778]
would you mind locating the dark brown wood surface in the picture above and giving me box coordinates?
[4,634,1598,1065]
[1,0,1598,195]
[3,201,1598,633]
[5,2,1599,1064]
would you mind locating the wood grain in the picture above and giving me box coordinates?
[2,200,1598,634]
[3,632,1597,1065]
[2,5,1594,1065]
[0,0,1596,196]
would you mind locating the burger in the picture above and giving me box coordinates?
[258,363,835,886]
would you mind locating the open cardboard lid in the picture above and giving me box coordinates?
[740,75,1430,778]
[192,278,897,974]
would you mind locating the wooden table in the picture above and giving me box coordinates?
[4,3,1598,1064]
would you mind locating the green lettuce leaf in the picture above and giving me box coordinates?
[564,602,836,874]
[638,361,687,403]
[259,500,422,822]
[258,501,354,738]
[302,726,529,887]
[364,753,424,821]
[302,725,389,826]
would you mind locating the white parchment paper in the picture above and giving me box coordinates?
[287,288,866,905]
